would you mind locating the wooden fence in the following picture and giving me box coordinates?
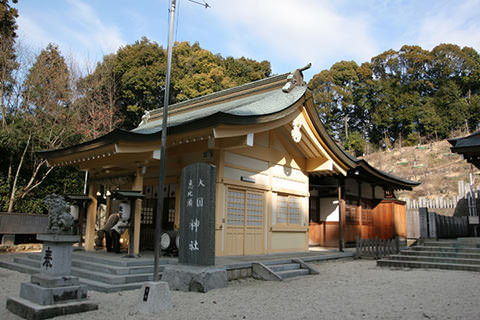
[405,180,479,210]
[406,208,469,239]
[0,213,48,234]
[355,236,400,259]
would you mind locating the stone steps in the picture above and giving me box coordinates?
[400,250,480,260]
[269,263,301,272]
[72,267,155,285]
[377,238,480,272]
[252,258,319,281]
[276,268,310,279]
[421,241,457,247]
[72,259,154,275]
[0,252,169,292]
[377,259,480,272]
[387,254,480,265]
[12,255,157,284]
[0,260,39,275]
[409,246,480,254]
[79,277,151,293]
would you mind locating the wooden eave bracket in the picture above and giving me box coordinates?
[209,133,254,150]
[306,157,333,172]
[46,145,116,168]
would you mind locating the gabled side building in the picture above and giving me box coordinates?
[40,66,419,256]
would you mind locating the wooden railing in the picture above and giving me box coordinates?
[355,236,400,259]
[0,213,48,234]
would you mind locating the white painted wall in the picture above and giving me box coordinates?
[320,197,339,222]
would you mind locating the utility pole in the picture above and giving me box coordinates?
[153,0,210,282]
[154,0,176,282]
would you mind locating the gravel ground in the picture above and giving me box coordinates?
[2,258,480,320]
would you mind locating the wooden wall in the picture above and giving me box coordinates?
[308,221,339,247]
[309,198,407,247]
[372,199,406,240]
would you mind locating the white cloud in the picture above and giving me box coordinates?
[16,0,126,68]
[417,0,480,50]
[65,0,125,54]
[17,14,54,49]
[208,0,378,73]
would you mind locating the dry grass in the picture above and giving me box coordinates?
[363,140,477,199]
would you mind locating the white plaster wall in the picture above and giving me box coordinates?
[224,152,269,171]
[272,177,308,193]
[320,197,339,222]
[224,166,269,185]
[271,165,307,182]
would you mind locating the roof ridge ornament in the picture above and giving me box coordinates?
[139,110,151,126]
[282,63,311,93]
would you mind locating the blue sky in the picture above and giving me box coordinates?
[15,0,480,81]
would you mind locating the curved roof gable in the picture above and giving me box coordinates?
[38,65,419,190]
[449,130,480,169]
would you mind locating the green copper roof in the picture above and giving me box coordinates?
[132,83,306,134]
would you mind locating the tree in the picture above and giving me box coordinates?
[309,44,480,148]
[5,43,78,212]
[113,37,167,129]
[110,38,271,129]
[344,131,366,157]
[0,0,18,129]
[74,54,122,140]
[308,61,362,141]
[309,69,342,137]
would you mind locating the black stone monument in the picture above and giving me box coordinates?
[179,163,216,266]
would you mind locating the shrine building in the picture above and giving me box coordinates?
[40,65,419,256]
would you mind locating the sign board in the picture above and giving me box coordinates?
[179,163,216,266]
[468,216,479,225]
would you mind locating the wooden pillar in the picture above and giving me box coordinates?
[338,180,345,252]
[84,183,98,251]
[214,150,225,256]
[105,193,112,220]
[174,180,181,230]
[132,168,144,255]
[357,181,363,239]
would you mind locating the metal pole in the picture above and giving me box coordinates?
[154,0,176,282]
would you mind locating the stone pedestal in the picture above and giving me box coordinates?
[136,281,174,314]
[37,234,78,276]
[6,234,98,320]
[162,264,228,293]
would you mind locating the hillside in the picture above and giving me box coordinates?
[362,140,478,200]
